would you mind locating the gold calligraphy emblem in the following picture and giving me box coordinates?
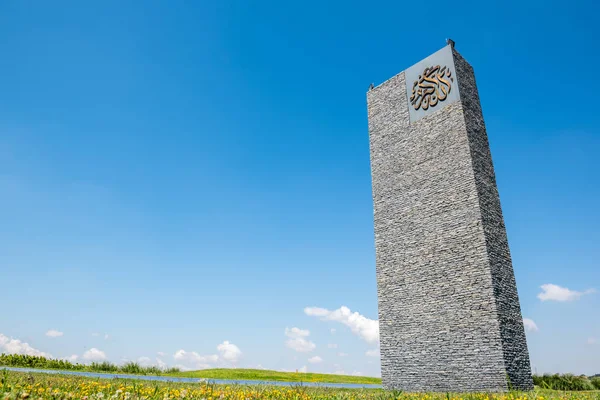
[410,65,454,111]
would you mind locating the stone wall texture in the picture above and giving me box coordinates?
[366,46,533,392]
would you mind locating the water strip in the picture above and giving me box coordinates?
[1,367,382,389]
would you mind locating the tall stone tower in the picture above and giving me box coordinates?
[366,42,533,392]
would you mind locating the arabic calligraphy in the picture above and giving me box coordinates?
[410,65,454,111]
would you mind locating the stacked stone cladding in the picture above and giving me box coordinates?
[452,49,533,391]
[366,47,533,392]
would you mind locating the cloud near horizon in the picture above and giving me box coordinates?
[137,356,167,369]
[0,333,51,358]
[0,332,112,365]
[537,284,595,302]
[173,349,218,369]
[217,341,242,364]
[284,327,316,353]
[173,341,242,369]
[82,348,106,361]
[304,306,379,344]
[45,330,63,338]
[523,318,539,332]
[66,355,79,363]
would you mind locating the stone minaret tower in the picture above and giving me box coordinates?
[367,41,533,392]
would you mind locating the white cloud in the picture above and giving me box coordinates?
[298,365,308,373]
[537,284,596,302]
[365,348,379,357]
[523,318,539,332]
[91,332,110,340]
[285,327,316,353]
[304,306,379,344]
[157,352,166,357]
[173,364,192,371]
[67,355,79,363]
[337,352,348,357]
[134,356,167,369]
[217,341,242,364]
[327,343,338,349]
[334,370,346,375]
[0,333,51,357]
[308,356,322,364]
[172,342,239,369]
[352,371,363,376]
[45,330,63,338]
[286,327,310,337]
[305,307,330,318]
[138,356,152,366]
[82,348,106,362]
[173,349,218,368]
[587,337,597,345]
[330,329,336,335]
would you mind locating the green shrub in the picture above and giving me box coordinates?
[144,366,163,375]
[0,354,173,376]
[121,362,143,374]
[90,361,118,372]
[1,354,73,370]
[533,374,596,391]
[590,376,600,390]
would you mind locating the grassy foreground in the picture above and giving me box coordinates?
[2,371,600,400]
[2,354,599,390]
[171,368,380,384]
[0,354,379,385]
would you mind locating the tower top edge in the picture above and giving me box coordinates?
[368,41,465,94]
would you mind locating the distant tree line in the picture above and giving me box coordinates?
[0,354,180,375]
[532,374,600,391]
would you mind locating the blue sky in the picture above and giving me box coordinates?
[0,0,598,377]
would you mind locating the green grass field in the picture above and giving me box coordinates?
[0,354,380,384]
[170,368,381,384]
[2,370,600,400]
[2,354,599,390]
